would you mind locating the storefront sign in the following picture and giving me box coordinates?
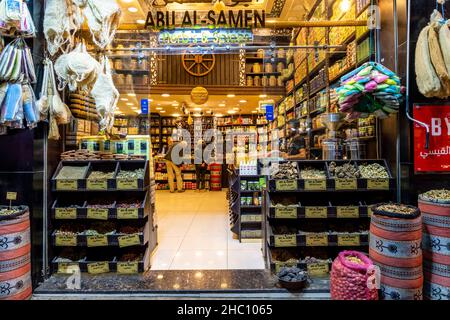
[304,179,327,191]
[117,262,139,274]
[118,234,141,248]
[87,262,110,274]
[335,178,357,190]
[145,10,265,29]
[159,29,253,45]
[274,234,297,247]
[275,179,298,191]
[55,208,77,220]
[275,207,297,219]
[191,87,209,104]
[305,207,328,218]
[6,192,17,200]
[413,104,450,172]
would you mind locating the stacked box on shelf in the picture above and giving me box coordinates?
[264,160,395,276]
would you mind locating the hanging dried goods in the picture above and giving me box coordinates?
[0,0,35,37]
[337,62,404,119]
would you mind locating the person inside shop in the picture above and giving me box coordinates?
[165,137,187,193]
[282,121,307,160]
[195,139,208,192]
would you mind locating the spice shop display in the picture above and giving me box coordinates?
[49,160,155,274]
[358,163,390,179]
[337,62,404,119]
[328,162,361,179]
[369,203,423,300]
[270,162,299,179]
[300,167,326,179]
[418,190,450,300]
[277,267,309,290]
[330,251,378,300]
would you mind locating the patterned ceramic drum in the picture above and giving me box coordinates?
[369,204,423,300]
[0,206,32,300]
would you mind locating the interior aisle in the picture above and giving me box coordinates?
[151,190,264,270]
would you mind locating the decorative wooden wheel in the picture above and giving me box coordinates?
[182,51,216,77]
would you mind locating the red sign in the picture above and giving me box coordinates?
[414,104,450,172]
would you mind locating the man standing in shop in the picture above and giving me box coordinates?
[165,137,187,193]
[283,122,307,160]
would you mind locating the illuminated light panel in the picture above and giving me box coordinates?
[120,98,128,101]
[136,19,145,24]
[127,93,136,97]
[161,93,170,97]
[239,100,247,103]
[228,110,237,114]
[227,94,235,98]
[128,7,138,13]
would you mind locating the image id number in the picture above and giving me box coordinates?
[221,304,273,316]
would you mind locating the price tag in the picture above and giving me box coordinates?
[367,178,389,190]
[55,208,77,220]
[56,179,78,191]
[117,208,139,219]
[305,207,328,218]
[87,208,109,220]
[118,234,141,248]
[304,179,326,191]
[275,207,297,219]
[87,235,108,247]
[307,263,330,276]
[87,179,108,191]
[306,234,328,246]
[337,206,360,218]
[275,180,298,191]
[87,262,110,274]
[335,179,357,190]
[55,234,77,246]
[274,234,297,247]
[117,179,139,190]
[275,261,297,273]
[117,262,139,274]
[338,234,361,246]
[57,262,79,274]
[6,192,17,200]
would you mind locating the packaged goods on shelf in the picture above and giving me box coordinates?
[310,68,327,94]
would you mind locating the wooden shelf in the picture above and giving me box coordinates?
[246,72,281,76]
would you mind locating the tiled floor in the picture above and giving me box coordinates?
[151,190,265,270]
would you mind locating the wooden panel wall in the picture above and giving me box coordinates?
[157,53,240,86]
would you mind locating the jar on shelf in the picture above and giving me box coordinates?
[253,63,262,73]
[269,75,277,87]
[247,76,253,86]
[277,62,285,73]
[130,59,138,69]
[126,74,133,86]
[261,76,268,87]
[254,76,261,86]
[277,48,286,59]
[257,49,265,58]
[277,76,284,87]
[115,59,123,70]
[265,63,273,73]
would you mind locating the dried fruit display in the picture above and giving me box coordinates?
[358,163,389,178]
[116,168,145,179]
[270,162,299,179]
[328,162,361,178]
[300,167,326,179]
[88,171,114,179]
[56,166,87,179]
[373,203,417,215]
[420,189,450,203]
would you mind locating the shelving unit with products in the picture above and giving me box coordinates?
[228,168,266,242]
[263,159,394,276]
[49,160,158,275]
[268,0,377,159]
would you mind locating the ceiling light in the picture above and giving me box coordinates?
[194,107,202,111]
[228,110,237,114]
[259,94,267,98]
[207,110,212,114]
[227,94,235,98]
[160,110,166,113]
[340,0,351,12]
[121,98,128,101]
[215,113,223,117]
[172,113,180,117]
[128,7,138,13]
[122,0,133,3]
[133,110,140,113]
[127,93,136,97]
[219,103,226,107]
[193,113,202,117]
[172,103,179,107]
[162,93,170,97]
[233,107,239,111]
[126,103,133,106]
[136,19,145,24]
[131,107,138,110]
[252,111,257,113]
[239,100,247,103]
[156,107,163,110]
